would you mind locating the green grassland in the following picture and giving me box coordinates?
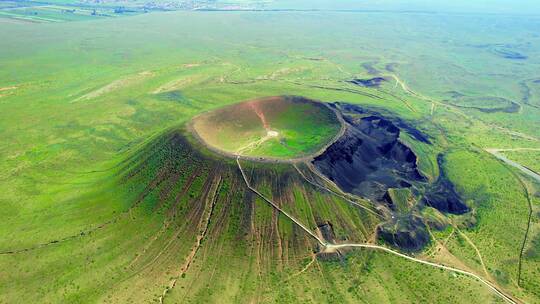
[0,6,540,304]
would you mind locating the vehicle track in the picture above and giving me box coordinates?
[326,243,518,304]
[455,227,492,281]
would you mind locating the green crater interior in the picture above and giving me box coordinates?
[191,96,341,159]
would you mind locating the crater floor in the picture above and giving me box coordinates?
[190,96,342,160]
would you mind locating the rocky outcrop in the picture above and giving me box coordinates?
[377,215,431,252]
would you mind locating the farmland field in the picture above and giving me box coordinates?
[1,1,539,303]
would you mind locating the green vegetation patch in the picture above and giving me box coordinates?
[386,188,413,213]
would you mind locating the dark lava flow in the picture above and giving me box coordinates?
[313,112,425,202]
[421,154,468,214]
[336,102,431,144]
[312,103,468,251]
[348,77,386,88]
[377,215,431,252]
[313,103,466,213]
[468,43,528,60]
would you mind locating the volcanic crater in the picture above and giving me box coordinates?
[190,96,343,161]
[187,96,469,251]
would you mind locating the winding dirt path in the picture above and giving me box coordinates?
[326,243,518,304]
[455,227,493,281]
[284,253,317,282]
[236,156,520,304]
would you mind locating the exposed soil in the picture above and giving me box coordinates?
[74,71,154,102]
[0,86,17,92]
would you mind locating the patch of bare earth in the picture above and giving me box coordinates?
[73,71,154,102]
[152,76,195,94]
[0,86,17,98]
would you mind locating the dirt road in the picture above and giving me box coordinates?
[485,148,540,183]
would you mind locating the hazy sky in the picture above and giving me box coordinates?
[267,0,540,15]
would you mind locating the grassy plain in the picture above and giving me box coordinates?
[0,6,539,304]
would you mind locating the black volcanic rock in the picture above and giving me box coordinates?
[377,215,430,252]
[317,221,336,243]
[421,155,469,214]
[312,113,426,202]
[336,103,431,144]
[313,104,467,217]
[348,77,386,87]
